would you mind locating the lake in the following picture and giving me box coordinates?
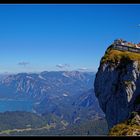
[0,99,34,112]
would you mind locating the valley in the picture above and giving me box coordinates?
[0,71,108,136]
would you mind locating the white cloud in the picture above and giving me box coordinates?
[64,64,70,67]
[18,61,29,67]
[56,64,70,69]
[78,67,88,71]
[56,64,64,69]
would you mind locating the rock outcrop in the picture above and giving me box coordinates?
[109,112,140,136]
[94,43,140,130]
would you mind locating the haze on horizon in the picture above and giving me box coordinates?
[0,4,140,73]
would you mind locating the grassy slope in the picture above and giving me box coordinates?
[109,115,140,136]
[101,46,140,65]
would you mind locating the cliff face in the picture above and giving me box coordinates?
[94,45,140,129]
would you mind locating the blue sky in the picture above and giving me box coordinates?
[0,4,140,73]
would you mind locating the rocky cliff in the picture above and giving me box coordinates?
[94,43,140,132]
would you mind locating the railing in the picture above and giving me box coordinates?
[112,44,140,54]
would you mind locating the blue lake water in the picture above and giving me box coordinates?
[0,100,33,112]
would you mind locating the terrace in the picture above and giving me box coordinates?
[112,39,140,54]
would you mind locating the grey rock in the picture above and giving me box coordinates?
[94,58,140,129]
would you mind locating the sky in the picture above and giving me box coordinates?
[0,4,140,73]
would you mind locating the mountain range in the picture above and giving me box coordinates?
[0,71,107,135]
